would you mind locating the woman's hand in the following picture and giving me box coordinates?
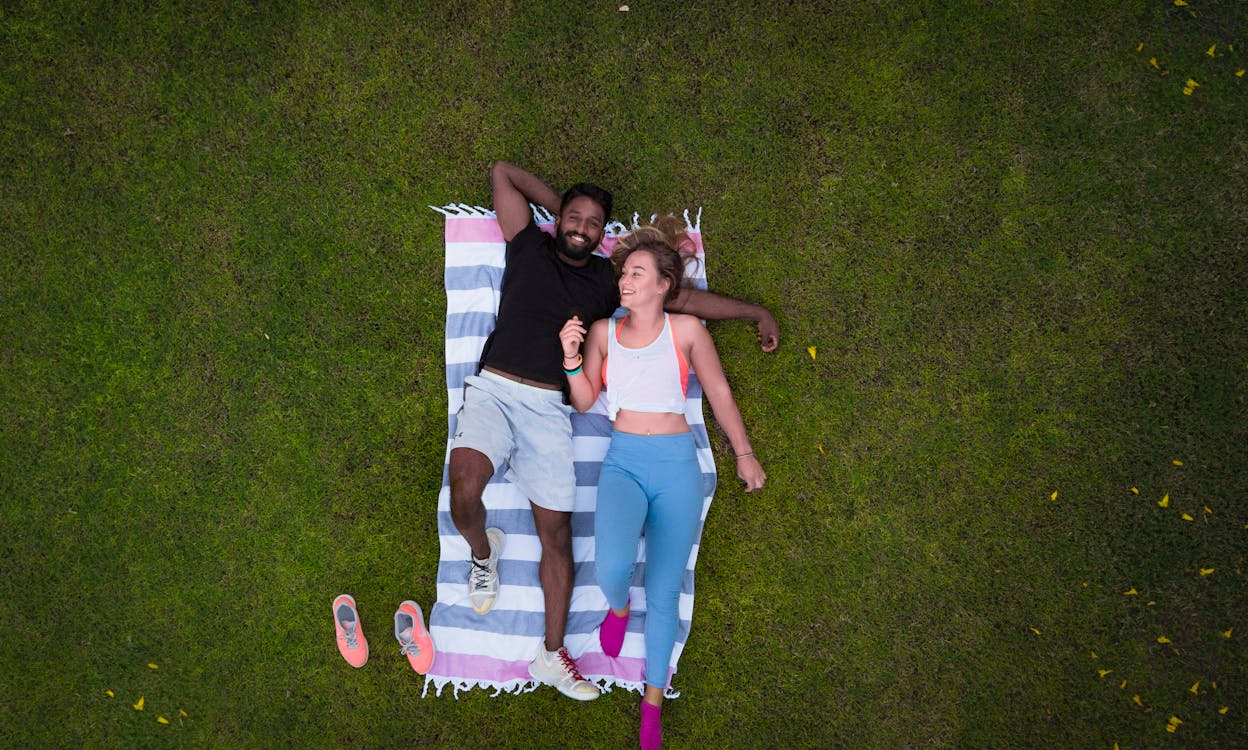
[559,316,586,361]
[736,454,766,492]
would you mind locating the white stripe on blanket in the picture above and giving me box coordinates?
[423,204,716,698]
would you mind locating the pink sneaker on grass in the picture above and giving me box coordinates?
[333,594,369,668]
[394,600,435,674]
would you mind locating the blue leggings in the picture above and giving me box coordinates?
[595,431,704,689]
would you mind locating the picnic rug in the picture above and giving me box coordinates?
[423,204,717,698]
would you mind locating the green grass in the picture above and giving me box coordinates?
[2,1,1245,747]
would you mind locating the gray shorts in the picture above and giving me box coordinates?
[451,371,577,512]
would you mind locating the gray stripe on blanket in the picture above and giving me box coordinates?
[445,266,503,291]
[446,311,498,340]
[438,558,698,594]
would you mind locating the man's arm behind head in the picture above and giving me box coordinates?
[491,161,561,242]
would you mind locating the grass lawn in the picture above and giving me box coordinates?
[2,1,1245,747]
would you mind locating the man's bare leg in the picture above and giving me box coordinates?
[449,447,494,559]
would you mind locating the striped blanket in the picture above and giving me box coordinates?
[423,204,717,698]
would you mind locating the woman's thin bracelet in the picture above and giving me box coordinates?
[735,451,754,459]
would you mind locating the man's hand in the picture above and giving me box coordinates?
[756,308,780,352]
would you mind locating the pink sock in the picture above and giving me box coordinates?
[599,607,628,657]
[639,700,662,750]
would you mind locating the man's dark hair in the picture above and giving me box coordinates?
[559,183,613,223]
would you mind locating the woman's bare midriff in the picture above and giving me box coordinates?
[612,409,691,436]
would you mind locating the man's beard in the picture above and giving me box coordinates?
[555,230,598,261]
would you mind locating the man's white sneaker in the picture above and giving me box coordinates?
[528,646,600,701]
[468,527,505,615]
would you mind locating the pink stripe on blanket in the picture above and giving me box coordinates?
[428,651,532,684]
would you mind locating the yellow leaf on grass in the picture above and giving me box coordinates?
[157,716,169,725]
[133,696,145,711]
[1150,57,1161,69]
[1204,506,1213,514]
[1182,513,1194,521]
[1185,79,1199,89]
[1173,459,1185,466]
[1190,681,1200,694]
[1174,0,1187,5]
[179,709,188,717]
[1238,70,1246,77]
[105,690,114,698]
[1200,567,1215,576]
[1136,42,1144,52]
[1130,487,1139,494]
[1051,490,1058,501]
[1223,628,1233,638]
[1030,627,1041,635]
[1124,588,1138,595]
[1206,44,1216,57]
[1221,707,1230,715]
[1158,494,1169,508]
[1098,669,1113,678]
[1133,694,1144,707]
[807,346,817,360]
[1167,724,1178,733]
[1157,635,1172,644]
[1169,716,1182,727]
[1090,650,1098,659]
[1183,86,1194,95]
[147,663,159,670]
[1120,679,1127,689]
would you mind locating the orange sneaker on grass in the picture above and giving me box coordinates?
[394,600,436,674]
[333,594,369,668]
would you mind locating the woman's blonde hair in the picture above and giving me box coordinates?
[610,215,700,304]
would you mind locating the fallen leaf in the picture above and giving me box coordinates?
[1221,707,1230,715]
[1090,650,1098,659]
[1223,628,1233,638]
[1238,70,1245,77]
[105,690,114,698]
[1182,513,1194,521]
[1190,681,1200,694]
[157,716,169,725]
[1120,679,1127,689]
[1200,567,1215,576]
[1098,669,1113,678]
[1150,57,1161,69]
[619,4,629,10]
[1206,44,1216,57]
[1157,635,1171,644]
[179,709,189,717]
[133,696,145,711]
[1173,459,1184,466]
[1204,506,1213,514]
[1051,490,1058,501]
[1133,694,1144,707]
[807,346,817,360]
[1030,627,1041,636]
[1124,588,1138,595]
[1173,0,1187,5]
[1130,487,1139,494]
[1185,79,1199,89]
[818,444,825,455]
[1169,716,1182,726]
[1136,42,1144,52]
[1158,494,1169,508]
[147,663,159,670]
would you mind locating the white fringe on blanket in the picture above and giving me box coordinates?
[423,204,714,700]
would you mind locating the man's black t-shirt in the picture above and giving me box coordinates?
[479,221,620,385]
